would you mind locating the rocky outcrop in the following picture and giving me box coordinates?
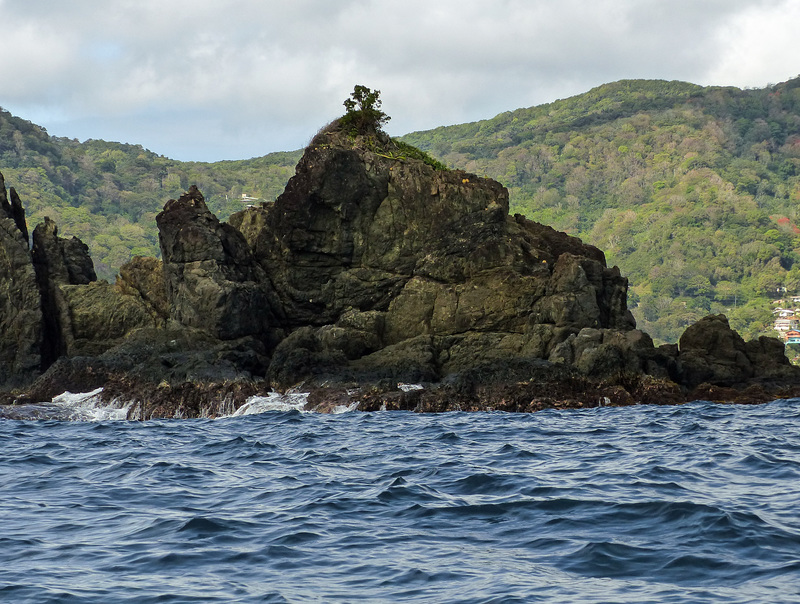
[1,178,29,245]
[32,217,96,364]
[157,185,284,346]
[32,217,96,285]
[30,217,159,362]
[2,125,799,414]
[0,173,41,387]
[225,128,639,388]
[677,314,798,388]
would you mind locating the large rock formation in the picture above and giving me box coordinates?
[224,128,645,387]
[2,121,799,415]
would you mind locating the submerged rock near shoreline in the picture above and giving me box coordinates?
[2,118,799,417]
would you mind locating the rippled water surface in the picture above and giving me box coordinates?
[2,400,800,603]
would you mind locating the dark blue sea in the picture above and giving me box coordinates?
[2,394,800,603]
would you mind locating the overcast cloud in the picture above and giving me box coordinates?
[1,0,798,161]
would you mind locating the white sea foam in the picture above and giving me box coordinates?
[32,387,360,421]
[50,388,135,421]
[228,391,311,416]
[398,383,424,392]
[224,389,362,417]
[332,401,360,414]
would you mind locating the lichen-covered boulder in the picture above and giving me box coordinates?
[745,336,799,382]
[677,314,752,387]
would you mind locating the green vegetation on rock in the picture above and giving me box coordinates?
[314,85,448,171]
[389,140,448,171]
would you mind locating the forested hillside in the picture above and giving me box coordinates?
[0,107,299,279]
[402,78,800,343]
[4,77,800,344]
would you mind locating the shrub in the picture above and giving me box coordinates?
[392,140,448,171]
[340,85,390,134]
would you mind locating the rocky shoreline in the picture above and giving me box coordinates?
[3,120,799,418]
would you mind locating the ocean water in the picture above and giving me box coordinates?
[2,396,800,603]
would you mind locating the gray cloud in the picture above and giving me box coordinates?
[0,0,796,161]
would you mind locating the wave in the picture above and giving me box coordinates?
[0,388,135,421]
[224,390,359,417]
[0,385,365,422]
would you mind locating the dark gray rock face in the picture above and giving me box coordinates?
[32,217,98,365]
[31,216,158,363]
[32,217,96,287]
[677,314,799,387]
[225,129,637,387]
[0,173,41,387]
[157,186,283,344]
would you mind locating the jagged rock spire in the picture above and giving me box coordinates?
[0,172,28,246]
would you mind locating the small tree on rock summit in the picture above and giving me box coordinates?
[341,85,390,134]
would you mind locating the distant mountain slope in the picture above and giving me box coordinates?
[0,107,300,279]
[402,78,800,342]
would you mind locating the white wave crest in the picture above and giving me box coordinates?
[228,391,311,416]
[225,390,362,417]
[331,401,360,414]
[50,388,135,421]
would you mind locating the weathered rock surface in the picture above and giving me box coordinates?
[116,256,169,323]
[0,174,41,387]
[57,282,161,357]
[157,185,283,345]
[226,128,640,388]
[677,314,799,388]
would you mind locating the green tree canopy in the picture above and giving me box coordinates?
[341,85,390,134]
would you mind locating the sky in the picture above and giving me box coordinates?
[0,0,798,162]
